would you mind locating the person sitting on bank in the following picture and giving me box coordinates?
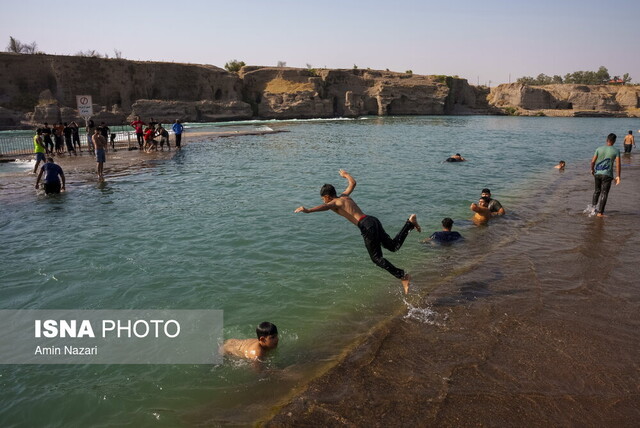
[428,217,463,243]
[446,153,466,162]
[471,196,492,225]
[221,322,279,362]
[554,160,566,170]
[35,157,65,194]
[480,188,505,216]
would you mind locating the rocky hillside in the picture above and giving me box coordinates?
[489,83,640,117]
[3,53,637,126]
[0,53,485,126]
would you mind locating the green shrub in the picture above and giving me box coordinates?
[224,59,246,73]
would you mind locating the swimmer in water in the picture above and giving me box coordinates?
[427,217,463,243]
[222,322,279,362]
[480,188,505,216]
[554,160,566,170]
[445,153,466,162]
[294,169,421,294]
[470,196,492,225]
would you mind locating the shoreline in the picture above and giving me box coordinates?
[0,128,284,201]
[264,155,640,426]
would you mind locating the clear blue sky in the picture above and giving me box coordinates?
[2,0,639,85]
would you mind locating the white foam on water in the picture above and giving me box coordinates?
[583,204,597,217]
[11,159,36,169]
[402,299,445,326]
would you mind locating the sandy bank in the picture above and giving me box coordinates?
[0,129,285,200]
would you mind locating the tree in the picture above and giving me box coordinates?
[114,49,123,59]
[224,59,246,73]
[276,60,286,67]
[595,66,610,84]
[516,76,536,85]
[6,36,38,54]
[622,73,632,83]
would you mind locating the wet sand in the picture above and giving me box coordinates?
[266,156,640,427]
[0,129,284,200]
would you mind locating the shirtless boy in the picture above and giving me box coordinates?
[623,131,635,153]
[92,128,107,181]
[294,169,421,294]
[222,322,279,361]
[470,196,492,225]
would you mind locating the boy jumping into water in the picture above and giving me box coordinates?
[294,170,421,294]
[222,322,279,362]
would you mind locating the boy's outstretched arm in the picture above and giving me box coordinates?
[295,202,335,213]
[339,169,356,196]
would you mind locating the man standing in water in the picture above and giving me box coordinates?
[294,170,421,294]
[623,131,635,154]
[35,157,65,194]
[172,119,184,150]
[92,128,107,181]
[590,133,621,217]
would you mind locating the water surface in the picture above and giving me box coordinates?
[1,116,637,426]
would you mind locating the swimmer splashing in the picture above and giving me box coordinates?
[295,169,421,294]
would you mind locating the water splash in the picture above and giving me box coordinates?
[583,204,597,217]
[402,299,446,326]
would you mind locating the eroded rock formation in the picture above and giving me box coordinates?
[489,83,640,116]
[3,52,637,126]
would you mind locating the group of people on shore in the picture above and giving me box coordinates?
[33,116,186,189]
[39,122,84,156]
[130,116,184,153]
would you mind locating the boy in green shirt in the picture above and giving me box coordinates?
[590,133,621,217]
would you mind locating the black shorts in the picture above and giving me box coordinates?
[43,181,61,194]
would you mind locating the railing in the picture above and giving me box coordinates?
[0,126,138,159]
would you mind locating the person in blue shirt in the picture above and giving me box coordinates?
[172,119,184,150]
[428,218,462,243]
[35,157,65,194]
[590,133,621,217]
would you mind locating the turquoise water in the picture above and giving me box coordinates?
[0,116,636,426]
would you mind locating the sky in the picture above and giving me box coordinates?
[2,0,639,86]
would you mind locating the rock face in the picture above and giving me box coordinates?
[0,53,243,125]
[128,100,252,123]
[489,83,640,114]
[239,67,463,118]
[0,53,487,125]
[0,106,24,126]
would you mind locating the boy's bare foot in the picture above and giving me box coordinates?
[409,214,421,232]
[596,213,607,217]
[401,274,411,294]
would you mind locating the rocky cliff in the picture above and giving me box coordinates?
[489,83,640,116]
[0,53,484,126]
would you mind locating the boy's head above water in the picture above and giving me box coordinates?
[257,321,279,350]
